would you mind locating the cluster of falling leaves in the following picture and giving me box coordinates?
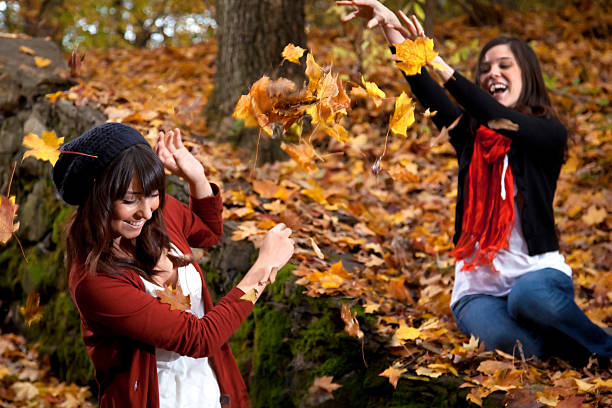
[5,1,612,405]
[0,333,94,407]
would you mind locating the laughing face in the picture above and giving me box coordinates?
[111,177,160,242]
[479,44,523,108]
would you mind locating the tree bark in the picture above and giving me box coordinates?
[204,0,306,164]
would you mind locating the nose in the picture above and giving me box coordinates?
[136,198,155,220]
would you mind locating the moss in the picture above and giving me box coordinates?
[28,292,94,385]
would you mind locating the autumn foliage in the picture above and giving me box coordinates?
[3,1,612,406]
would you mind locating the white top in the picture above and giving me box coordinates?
[141,244,221,408]
[450,180,572,307]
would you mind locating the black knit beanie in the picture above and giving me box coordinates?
[52,122,149,205]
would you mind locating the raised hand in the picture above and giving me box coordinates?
[336,0,406,45]
[154,128,213,198]
[237,223,294,298]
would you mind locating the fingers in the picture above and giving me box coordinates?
[411,14,425,37]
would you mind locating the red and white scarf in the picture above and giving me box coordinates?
[450,125,514,272]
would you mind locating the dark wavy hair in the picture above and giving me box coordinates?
[475,37,557,119]
[65,144,173,281]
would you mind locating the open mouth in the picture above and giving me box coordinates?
[488,83,508,96]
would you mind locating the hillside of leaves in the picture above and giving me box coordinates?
[2,2,611,407]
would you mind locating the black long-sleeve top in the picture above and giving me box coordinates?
[402,68,567,255]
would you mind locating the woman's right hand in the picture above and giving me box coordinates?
[336,0,407,45]
[236,224,294,298]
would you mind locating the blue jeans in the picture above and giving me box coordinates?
[451,268,612,365]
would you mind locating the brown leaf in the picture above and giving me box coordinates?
[340,303,363,339]
[431,114,462,147]
[157,284,190,312]
[69,47,86,77]
[19,292,44,327]
[18,46,35,56]
[0,195,19,245]
[487,118,519,131]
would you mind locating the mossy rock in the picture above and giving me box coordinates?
[226,266,503,408]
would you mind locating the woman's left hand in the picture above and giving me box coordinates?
[154,128,213,198]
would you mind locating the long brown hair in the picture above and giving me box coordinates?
[475,37,557,119]
[65,144,171,280]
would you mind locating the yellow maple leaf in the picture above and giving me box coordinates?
[361,75,385,108]
[34,56,52,68]
[239,288,258,303]
[306,52,322,94]
[379,364,406,389]
[232,95,257,127]
[282,43,306,64]
[396,321,421,341]
[389,92,415,137]
[22,130,64,166]
[395,37,438,76]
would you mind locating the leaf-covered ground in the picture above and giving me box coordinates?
[3,2,611,407]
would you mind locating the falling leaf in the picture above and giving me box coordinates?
[340,303,364,339]
[233,94,259,127]
[239,288,258,303]
[18,45,35,55]
[69,47,86,77]
[34,56,52,68]
[22,130,64,166]
[430,114,462,147]
[395,37,438,76]
[157,284,191,312]
[19,292,44,327]
[389,92,415,137]
[487,118,519,131]
[379,364,406,388]
[582,206,606,226]
[423,108,437,118]
[0,195,19,245]
[305,52,322,94]
[310,237,325,259]
[281,142,318,173]
[361,75,385,108]
[310,376,341,396]
[46,91,64,103]
[282,43,306,64]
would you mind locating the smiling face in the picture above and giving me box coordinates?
[479,44,523,108]
[111,177,160,243]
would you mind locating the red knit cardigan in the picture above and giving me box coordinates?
[69,189,253,407]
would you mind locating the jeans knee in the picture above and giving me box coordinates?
[508,269,573,321]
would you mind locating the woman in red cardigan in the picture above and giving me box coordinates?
[52,122,294,407]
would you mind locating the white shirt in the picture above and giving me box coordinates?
[141,244,221,408]
[450,181,572,307]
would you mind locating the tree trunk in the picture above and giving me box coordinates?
[204,0,306,164]
[424,0,436,39]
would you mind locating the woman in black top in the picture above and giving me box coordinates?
[337,0,612,366]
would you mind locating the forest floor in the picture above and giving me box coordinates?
[1,2,611,407]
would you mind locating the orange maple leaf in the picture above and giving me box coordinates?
[305,52,322,94]
[157,284,191,312]
[34,56,51,68]
[281,142,318,173]
[395,37,438,76]
[379,364,406,389]
[22,130,64,166]
[282,43,306,64]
